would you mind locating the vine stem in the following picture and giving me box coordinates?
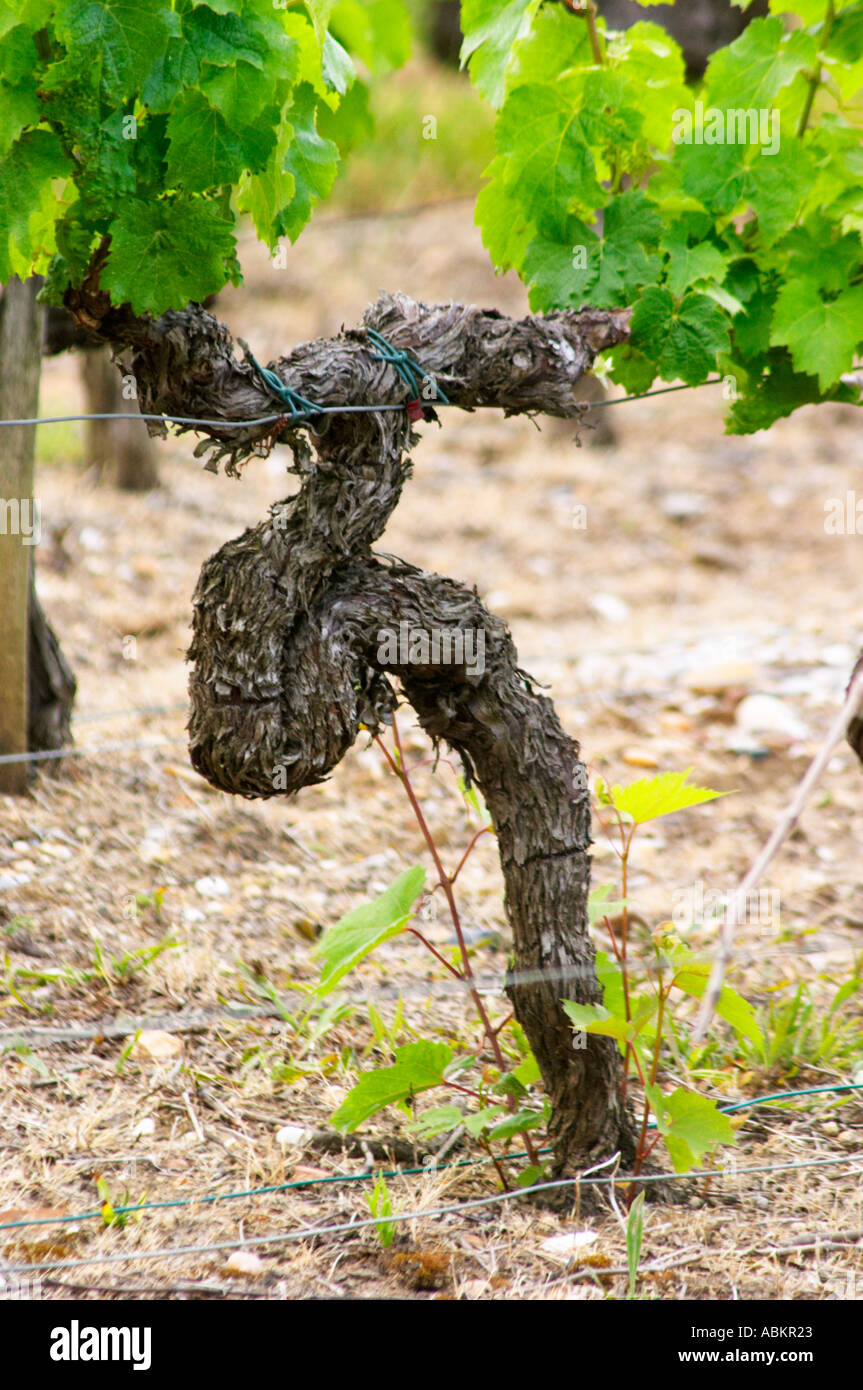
[404,927,464,982]
[480,1139,511,1191]
[384,716,507,1070]
[379,716,542,1170]
[585,0,604,67]
[603,916,623,963]
[797,0,836,137]
[629,978,667,1198]
[618,820,636,1098]
[450,824,493,886]
[562,0,604,65]
[443,1080,485,1102]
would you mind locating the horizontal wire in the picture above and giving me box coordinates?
[586,379,722,409]
[3,1151,860,1277]
[0,1083,858,1233]
[0,378,723,431]
[0,408,387,428]
[72,703,188,725]
[0,1153,520,1231]
[0,736,184,767]
[716,1083,863,1113]
[7,926,858,1043]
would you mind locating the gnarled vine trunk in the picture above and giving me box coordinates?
[65,279,634,1176]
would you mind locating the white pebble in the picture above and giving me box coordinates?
[195,875,230,899]
[276,1125,308,1148]
[589,592,630,624]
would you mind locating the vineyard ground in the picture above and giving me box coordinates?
[1,201,862,1301]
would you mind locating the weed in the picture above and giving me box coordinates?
[366,1174,398,1248]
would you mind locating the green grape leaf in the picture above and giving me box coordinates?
[47,202,101,294]
[0,23,37,84]
[406,1104,463,1140]
[190,0,246,12]
[578,69,646,160]
[321,31,354,96]
[507,2,591,89]
[280,10,331,98]
[464,1105,508,1136]
[704,16,817,110]
[475,155,534,273]
[724,257,761,306]
[595,949,626,1020]
[141,36,200,113]
[588,886,629,924]
[606,23,688,149]
[770,280,863,389]
[608,768,726,824]
[331,0,411,73]
[650,1087,737,1174]
[732,281,778,359]
[182,3,269,69]
[589,189,664,306]
[313,865,426,995]
[677,141,746,217]
[460,0,540,108]
[661,224,728,297]
[201,59,280,128]
[486,1107,545,1140]
[53,0,180,101]
[317,78,374,157]
[608,344,656,395]
[780,219,863,296]
[672,971,764,1047]
[277,84,340,241]
[332,1042,454,1131]
[102,195,239,315]
[725,349,854,433]
[304,0,335,49]
[496,82,605,234]
[562,1001,636,1043]
[630,287,731,384]
[165,89,249,192]
[237,116,297,248]
[523,219,599,312]
[0,129,71,279]
[0,0,54,31]
[0,82,40,157]
[0,27,41,154]
[827,4,863,63]
[768,0,830,20]
[511,1051,542,1088]
[744,144,816,248]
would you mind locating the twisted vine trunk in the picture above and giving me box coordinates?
[66,280,634,1176]
[327,560,634,1170]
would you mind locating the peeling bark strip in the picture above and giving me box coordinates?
[68,282,633,1176]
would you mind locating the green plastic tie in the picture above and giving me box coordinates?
[365,327,449,413]
[246,348,323,423]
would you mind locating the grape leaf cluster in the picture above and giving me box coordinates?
[0,0,410,314]
[463,0,863,433]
